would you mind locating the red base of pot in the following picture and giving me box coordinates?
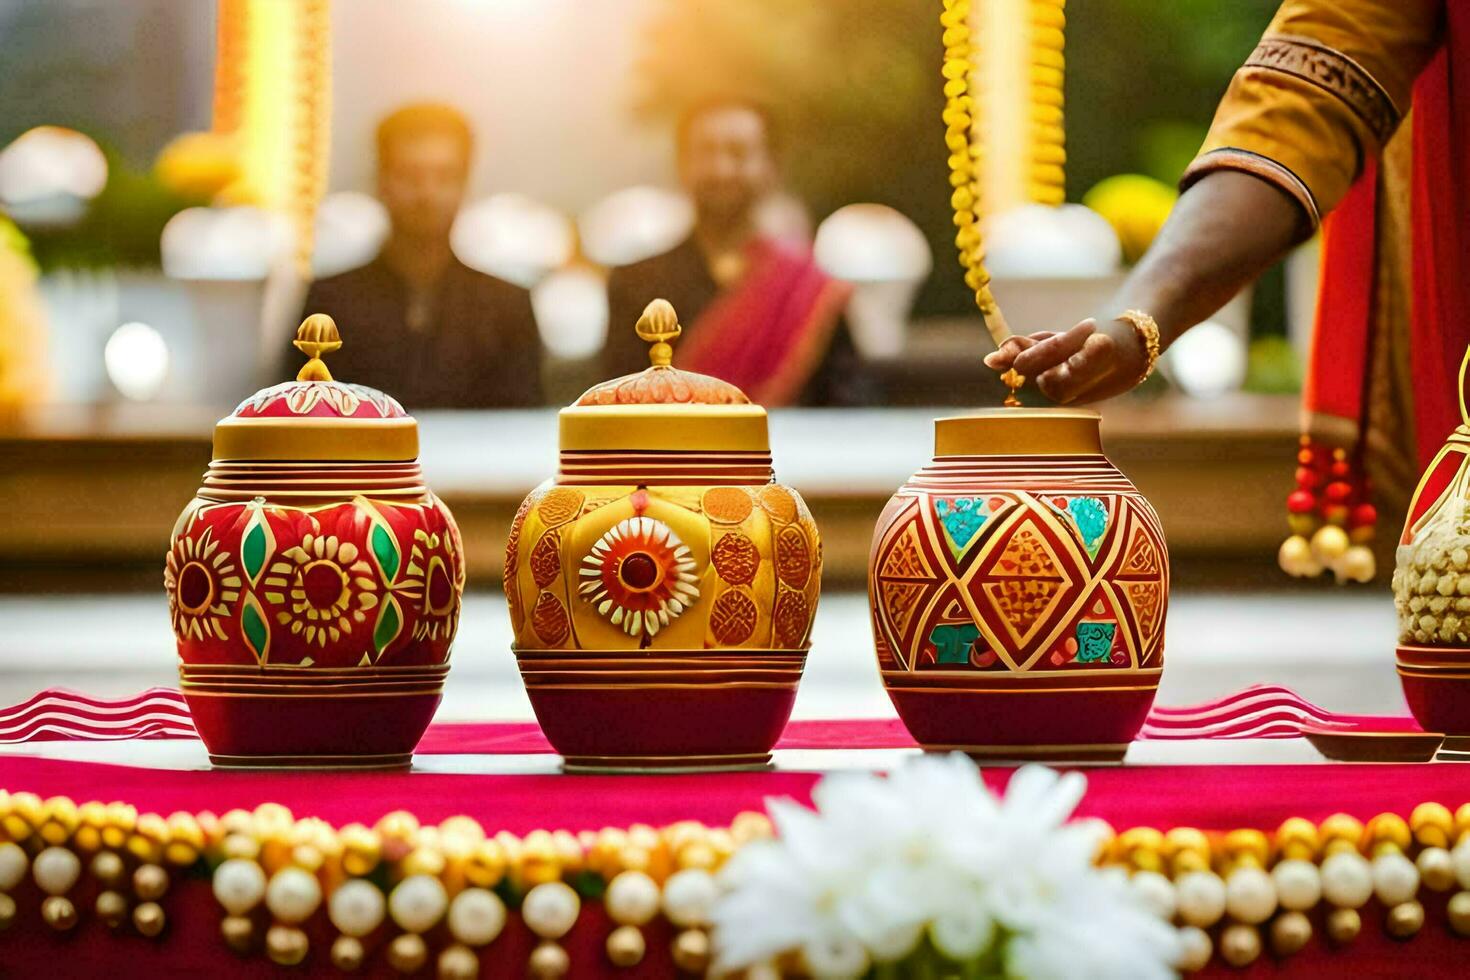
[523,684,797,773]
[884,682,1156,765]
[182,678,442,770]
[1398,645,1470,736]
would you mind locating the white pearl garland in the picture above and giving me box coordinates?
[1225,867,1277,925]
[447,887,507,947]
[32,846,81,896]
[1421,846,1456,891]
[213,858,267,916]
[0,841,29,892]
[265,866,322,925]
[1175,870,1227,928]
[1130,870,1176,920]
[1272,859,1322,911]
[661,868,718,928]
[328,878,386,938]
[522,881,580,940]
[1372,852,1420,906]
[389,874,449,934]
[1321,852,1373,909]
[605,870,660,927]
[1452,839,1470,889]
[1175,925,1213,972]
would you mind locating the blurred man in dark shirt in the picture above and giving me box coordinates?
[294,104,541,407]
[604,98,870,406]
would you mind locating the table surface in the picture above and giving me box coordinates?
[0,589,1403,719]
[0,586,1412,775]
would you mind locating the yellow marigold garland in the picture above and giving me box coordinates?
[944,0,1068,400]
[941,0,998,325]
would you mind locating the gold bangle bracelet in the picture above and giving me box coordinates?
[1116,309,1161,383]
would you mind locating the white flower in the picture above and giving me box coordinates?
[710,755,1181,979]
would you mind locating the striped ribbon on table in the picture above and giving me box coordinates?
[1138,684,1395,739]
[0,684,1411,746]
[0,688,197,742]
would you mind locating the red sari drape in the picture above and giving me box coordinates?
[675,239,850,407]
[1310,7,1470,475]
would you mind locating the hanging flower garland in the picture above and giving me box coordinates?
[942,0,1067,322]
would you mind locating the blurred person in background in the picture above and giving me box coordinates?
[985,0,1464,530]
[291,103,540,407]
[604,97,872,406]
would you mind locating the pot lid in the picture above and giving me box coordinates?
[211,314,419,462]
[933,407,1102,457]
[559,298,769,453]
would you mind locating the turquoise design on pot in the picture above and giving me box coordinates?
[1062,496,1108,560]
[929,623,981,664]
[1074,621,1116,663]
[934,497,988,558]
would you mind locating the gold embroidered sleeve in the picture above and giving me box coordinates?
[1180,0,1441,226]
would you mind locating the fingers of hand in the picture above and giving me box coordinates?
[1037,332,1117,404]
[1011,320,1096,377]
[983,334,1038,370]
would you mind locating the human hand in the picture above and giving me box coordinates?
[982,317,1150,404]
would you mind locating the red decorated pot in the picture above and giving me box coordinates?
[1393,348,1470,736]
[869,408,1169,763]
[166,315,463,768]
[505,300,820,772]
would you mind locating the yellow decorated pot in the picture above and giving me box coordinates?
[505,299,821,771]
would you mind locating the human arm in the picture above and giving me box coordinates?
[986,0,1441,404]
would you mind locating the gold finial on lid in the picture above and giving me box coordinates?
[293,313,342,382]
[635,298,681,368]
[1001,368,1025,407]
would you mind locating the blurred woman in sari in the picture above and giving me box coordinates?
[604,98,868,406]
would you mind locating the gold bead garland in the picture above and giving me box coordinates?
[944,0,1067,396]
[5,788,1470,973]
[289,0,331,278]
[941,0,1003,327]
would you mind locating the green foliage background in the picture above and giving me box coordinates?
[635,0,1280,317]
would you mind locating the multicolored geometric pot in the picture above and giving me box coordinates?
[1393,347,1470,737]
[505,299,821,772]
[166,315,464,769]
[869,408,1169,763]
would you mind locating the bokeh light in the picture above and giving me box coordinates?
[103,321,170,402]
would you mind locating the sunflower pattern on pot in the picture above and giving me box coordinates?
[508,482,820,654]
[505,300,821,771]
[579,516,700,638]
[164,315,464,768]
[169,495,461,669]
